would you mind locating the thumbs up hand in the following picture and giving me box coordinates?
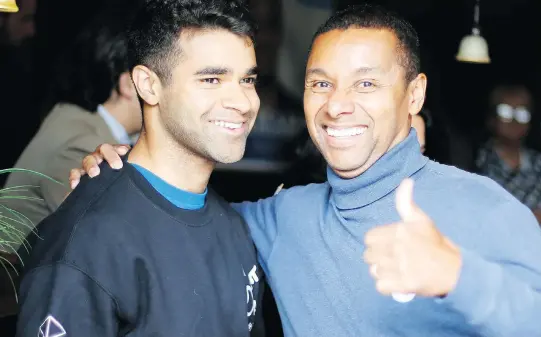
[363,179,462,298]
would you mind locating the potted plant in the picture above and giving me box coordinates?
[0,168,60,301]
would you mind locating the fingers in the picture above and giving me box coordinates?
[71,143,128,190]
[368,261,415,295]
[99,144,125,170]
[114,144,130,155]
[366,259,409,295]
[82,154,101,178]
[363,246,392,266]
[364,223,400,247]
[395,178,417,221]
[395,178,431,225]
[364,238,415,296]
[69,168,86,190]
[375,278,410,296]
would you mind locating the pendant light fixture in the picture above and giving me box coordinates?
[456,0,490,64]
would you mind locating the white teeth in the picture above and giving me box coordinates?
[214,121,242,129]
[326,126,366,137]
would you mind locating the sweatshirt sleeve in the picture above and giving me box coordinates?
[17,262,119,337]
[440,200,541,336]
[230,194,280,264]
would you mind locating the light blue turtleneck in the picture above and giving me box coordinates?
[232,129,541,337]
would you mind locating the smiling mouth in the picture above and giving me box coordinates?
[212,120,245,130]
[324,126,367,137]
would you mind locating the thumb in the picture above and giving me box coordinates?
[395,178,425,223]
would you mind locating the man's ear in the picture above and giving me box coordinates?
[408,73,427,116]
[131,65,161,106]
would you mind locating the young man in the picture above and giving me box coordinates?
[16,1,264,336]
[71,5,541,337]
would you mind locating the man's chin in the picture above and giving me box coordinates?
[326,154,373,179]
[211,149,246,165]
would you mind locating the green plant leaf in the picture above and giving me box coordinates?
[0,255,18,303]
[0,167,60,304]
[0,168,62,185]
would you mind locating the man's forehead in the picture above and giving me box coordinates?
[308,28,399,73]
[175,29,256,68]
[493,87,532,107]
[178,29,254,50]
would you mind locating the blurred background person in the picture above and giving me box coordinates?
[3,4,141,235]
[476,84,541,223]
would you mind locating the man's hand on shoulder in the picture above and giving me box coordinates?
[68,143,130,190]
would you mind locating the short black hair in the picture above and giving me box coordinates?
[312,4,421,83]
[127,0,256,85]
[47,4,135,113]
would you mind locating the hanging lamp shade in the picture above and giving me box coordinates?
[0,0,18,12]
[456,27,490,63]
[456,0,490,64]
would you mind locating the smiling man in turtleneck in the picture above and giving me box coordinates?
[69,5,541,337]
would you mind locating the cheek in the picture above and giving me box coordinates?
[353,93,391,122]
[179,88,218,117]
[247,89,261,113]
[303,92,327,123]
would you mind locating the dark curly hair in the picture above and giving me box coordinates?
[127,0,256,85]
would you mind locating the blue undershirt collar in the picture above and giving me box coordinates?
[130,163,207,210]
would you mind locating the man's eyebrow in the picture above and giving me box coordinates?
[193,66,259,76]
[354,66,384,74]
[306,66,384,78]
[306,68,329,78]
[245,66,259,76]
[193,67,231,76]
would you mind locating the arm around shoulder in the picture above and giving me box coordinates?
[230,193,282,264]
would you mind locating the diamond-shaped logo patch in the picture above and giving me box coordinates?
[38,315,66,337]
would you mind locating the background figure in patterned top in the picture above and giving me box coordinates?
[476,84,541,224]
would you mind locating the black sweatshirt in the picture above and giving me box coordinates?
[17,160,264,337]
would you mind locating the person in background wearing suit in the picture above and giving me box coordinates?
[2,5,141,245]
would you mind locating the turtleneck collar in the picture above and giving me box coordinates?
[328,129,428,210]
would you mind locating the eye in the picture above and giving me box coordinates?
[201,78,220,84]
[306,81,333,93]
[241,77,257,85]
[313,81,331,88]
[354,80,378,93]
